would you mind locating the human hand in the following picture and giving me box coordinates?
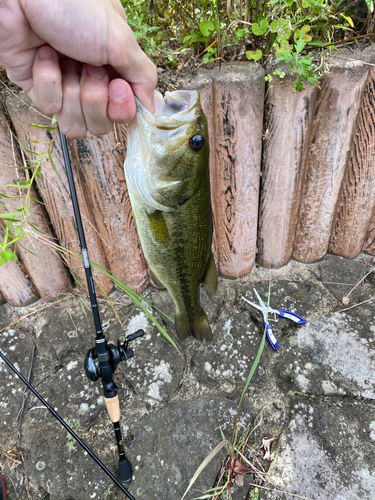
[0,0,157,138]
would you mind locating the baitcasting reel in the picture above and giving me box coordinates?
[84,329,145,383]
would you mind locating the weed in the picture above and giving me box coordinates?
[180,280,273,500]
[119,0,373,89]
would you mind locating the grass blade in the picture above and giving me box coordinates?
[180,440,229,500]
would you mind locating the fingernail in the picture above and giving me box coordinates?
[38,46,54,60]
[86,65,106,78]
[109,82,127,101]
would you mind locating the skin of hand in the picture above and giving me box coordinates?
[0,0,157,138]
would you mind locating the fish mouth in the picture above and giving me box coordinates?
[135,90,200,130]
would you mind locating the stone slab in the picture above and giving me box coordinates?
[261,397,375,500]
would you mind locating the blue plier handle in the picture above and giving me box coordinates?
[242,288,307,351]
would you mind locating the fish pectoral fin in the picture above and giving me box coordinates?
[149,267,166,290]
[202,253,218,299]
[176,309,213,342]
[146,210,170,245]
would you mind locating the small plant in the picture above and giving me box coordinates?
[277,33,320,91]
[119,0,373,90]
[249,487,259,500]
[0,121,58,266]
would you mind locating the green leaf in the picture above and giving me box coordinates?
[200,20,215,37]
[0,250,18,263]
[180,440,229,500]
[0,193,25,199]
[35,165,41,178]
[30,193,44,205]
[8,234,27,246]
[252,19,268,36]
[24,202,31,216]
[246,49,262,61]
[51,115,57,124]
[4,182,31,189]
[31,123,58,130]
[307,40,328,46]
[0,212,20,221]
[365,0,374,12]
[27,221,49,235]
[270,18,291,39]
[273,69,286,78]
[295,32,305,54]
[294,25,312,43]
[48,147,59,177]
[19,146,44,156]
[14,225,23,237]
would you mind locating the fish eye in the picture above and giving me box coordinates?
[188,134,204,152]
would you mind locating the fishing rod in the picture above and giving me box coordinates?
[0,128,144,499]
[58,127,144,492]
[0,348,137,499]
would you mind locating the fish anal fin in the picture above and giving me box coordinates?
[202,253,218,299]
[146,211,170,245]
[176,309,213,342]
[149,267,166,290]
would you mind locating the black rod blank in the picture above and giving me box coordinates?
[58,127,103,336]
[0,349,136,500]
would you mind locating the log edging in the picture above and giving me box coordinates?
[1,47,375,305]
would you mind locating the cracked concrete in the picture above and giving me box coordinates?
[0,254,375,500]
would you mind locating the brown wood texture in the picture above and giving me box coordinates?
[0,291,6,305]
[4,91,113,294]
[69,127,148,292]
[0,101,70,297]
[329,67,375,258]
[208,64,265,277]
[293,62,369,263]
[257,76,318,268]
[363,206,375,254]
[0,233,37,306]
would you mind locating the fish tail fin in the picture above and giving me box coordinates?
[176,309,213,342]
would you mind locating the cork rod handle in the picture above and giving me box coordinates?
[105,395,120,423]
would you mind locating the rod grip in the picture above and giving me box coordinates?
[105,394,120,423]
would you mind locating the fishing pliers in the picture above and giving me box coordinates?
[242,288,307,351]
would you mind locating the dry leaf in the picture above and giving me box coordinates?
[260,436,277,460]
[233,459,253,487]
[342,296,350,305]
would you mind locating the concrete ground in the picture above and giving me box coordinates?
[0,254,374,500]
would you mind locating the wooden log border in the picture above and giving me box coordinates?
[1,48,375,305]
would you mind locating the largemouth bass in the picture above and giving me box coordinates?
[124,90,217,341]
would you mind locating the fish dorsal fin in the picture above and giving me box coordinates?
[146,211,170,245]
[202,253,218,299]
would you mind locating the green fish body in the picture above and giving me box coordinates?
[124,90,217,341]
